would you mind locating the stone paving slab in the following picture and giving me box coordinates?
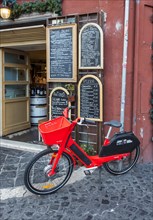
[0,146,153,220]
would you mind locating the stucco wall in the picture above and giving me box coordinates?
[62,0,153,162]
[10,0,153,162]
[62,0,131,126]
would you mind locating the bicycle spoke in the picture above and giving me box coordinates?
[104,146,140,175]
[24,148,73,195]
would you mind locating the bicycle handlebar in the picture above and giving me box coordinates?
[77,118,95,126]
[83,118,95,125]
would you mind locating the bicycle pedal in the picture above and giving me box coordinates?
[84,170,92,175]
[84,167,98,175]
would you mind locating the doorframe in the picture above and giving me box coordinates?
[1,48,31,136]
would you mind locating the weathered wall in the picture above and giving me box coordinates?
[12,0,153,162]
[132,1,153,162]
[62,0,153,162]
[62,0,131,125]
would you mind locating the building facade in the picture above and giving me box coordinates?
[62,0,153,162]
[0,0,152,162]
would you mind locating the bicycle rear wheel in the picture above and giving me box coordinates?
[24,148,73,195]
[103,145,140,175]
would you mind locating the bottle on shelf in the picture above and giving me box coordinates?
[30,86,36,96]
[36,86,40,96]
[30,85,46,97]
[40,86,44,96]
[44,86,46,96]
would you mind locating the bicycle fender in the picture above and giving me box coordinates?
[99,132,140,157]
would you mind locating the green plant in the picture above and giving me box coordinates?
[80,144,96,156]
[10,0,62,19]
[10,3,22,18]
[65,84,75,96]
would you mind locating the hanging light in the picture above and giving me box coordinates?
[0,6,11,19]
[0,0,11,19]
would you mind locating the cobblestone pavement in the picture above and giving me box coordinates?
[0,146,153,220]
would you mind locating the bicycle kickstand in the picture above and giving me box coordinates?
[98,166,103,190]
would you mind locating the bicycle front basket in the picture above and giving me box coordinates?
[39,116,71,145]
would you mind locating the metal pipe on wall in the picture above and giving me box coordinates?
[120,0,130,131]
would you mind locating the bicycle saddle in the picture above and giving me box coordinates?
[104,120,122,128]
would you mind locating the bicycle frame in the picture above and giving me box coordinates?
[47,118,130,177]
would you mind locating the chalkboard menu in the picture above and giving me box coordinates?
[79,23,103,69]
[49,88,69,118]
[78,75,103,121]
[47,24,77,82]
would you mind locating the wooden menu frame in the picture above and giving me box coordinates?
[47,24,77,82]
[78,75,103,121]
[79,23,104,69]
[49,87,70,119]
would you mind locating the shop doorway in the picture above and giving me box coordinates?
[1,48,47,142]
[28,50,47,126]
[0,24,47,139]
[1,49,31,136]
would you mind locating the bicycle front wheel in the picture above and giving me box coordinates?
[24,148,73,195]
[104,145,140,175]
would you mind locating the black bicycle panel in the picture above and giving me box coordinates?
[70,144,92,165]
[99,132,140,157]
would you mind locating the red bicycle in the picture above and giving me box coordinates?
[24,107,140,195]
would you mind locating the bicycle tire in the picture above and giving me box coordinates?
[24,148,73,195]
[103,145,140,175]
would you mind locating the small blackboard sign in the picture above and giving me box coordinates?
[47,24,77,82]
[49,88,70,119]
[79,23,103,69]
[50,28,72,78]
[78,75,103,121]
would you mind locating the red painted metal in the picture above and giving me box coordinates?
[48,133,132,176]
[44,115,135,177]
[62,107,69,119]
[103,139,110,146]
